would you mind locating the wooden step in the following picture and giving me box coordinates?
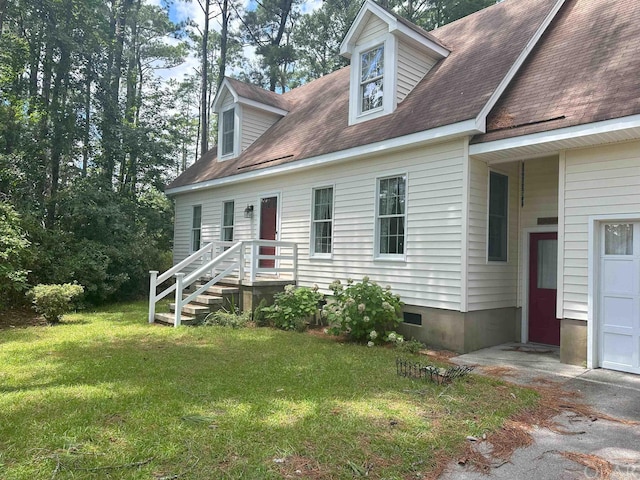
[169,303,210,316]
[154,312,196,326]
[183,294,224,305]
[195,284,240,295]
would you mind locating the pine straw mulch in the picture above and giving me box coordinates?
[454,371,640,480]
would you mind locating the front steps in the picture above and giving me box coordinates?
[153,283,240,326]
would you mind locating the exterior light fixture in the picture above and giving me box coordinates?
[244,204,254,218]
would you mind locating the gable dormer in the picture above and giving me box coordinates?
[340,0,449,126]
[212,78,289,161]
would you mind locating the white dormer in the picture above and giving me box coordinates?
[212,78,289,161]
[340,0,450,126]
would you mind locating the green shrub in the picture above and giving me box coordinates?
[29,283,84,324]
[253,298,269,327]
[396,338,425,355]
[0,202,30,308]
[323,277,403,344]
[202,309,250,328]
[263,285,324,331]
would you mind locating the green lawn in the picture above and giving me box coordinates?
[0,301,537,479]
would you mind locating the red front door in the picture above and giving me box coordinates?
[259,196,277,268]
[528,232,560,345]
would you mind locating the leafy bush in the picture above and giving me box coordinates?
[262,285,324,331]
[396,338,425,355]
[202,309,251,329]
[0,202,30,308]
[323,277,403,344]
[253,298,269,327]
[29,283,84,324]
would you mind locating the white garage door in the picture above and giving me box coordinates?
[600,223,640,374]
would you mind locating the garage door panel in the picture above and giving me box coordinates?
[602,259,636,295]
[601,296,636,329]
[602,332,634,368]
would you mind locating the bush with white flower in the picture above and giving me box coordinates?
[262,284,324,331]
[323,277,403,344]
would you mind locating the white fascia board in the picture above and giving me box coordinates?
[389,22,449,58]
[236,97,288,116]
[474,0,566,127]
[469,114,640,157]
[212,79,237,112]
[166,118,480,196]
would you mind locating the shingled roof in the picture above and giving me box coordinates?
[473,0,640,144]
[224,77,291,112]
[167,0,559,190]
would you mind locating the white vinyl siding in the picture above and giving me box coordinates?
[355,15,387,46]
[241,106,281,151]
[562,140,640,321]
[172,138,466,310]
[397,41,438,104]
[466,159,519,311]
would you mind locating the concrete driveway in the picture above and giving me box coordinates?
[440,343,640,480]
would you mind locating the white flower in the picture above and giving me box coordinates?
[347,278,354,285]
[323,328,329,334]
[285,284,295,293]
[358,303,366,313]
[385,285,391,291]
[363,316,370,323]
[363,276,370,283]
[382,301,393,311]
[369,330,378,340]
[346,298,356,306]
[388,332,397,342]
[312,284,319,292]
[345,316,351,323]
[367,341,374,347]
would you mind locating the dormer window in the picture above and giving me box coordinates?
[361,45,384,113]
[221,108,235,156]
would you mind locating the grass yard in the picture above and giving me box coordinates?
[0,301,538,479]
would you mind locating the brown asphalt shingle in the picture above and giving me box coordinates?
[473,0,640,144]
[168,0,559,190]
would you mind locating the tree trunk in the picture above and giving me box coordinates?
[82,58,92,176]
[218,0,229,90]
[269,0,293,92]
[199,0,210,157]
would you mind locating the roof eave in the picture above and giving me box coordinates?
[166,118,481,196]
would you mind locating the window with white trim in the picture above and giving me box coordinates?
[191,205,202,252]
[488,171,508,261]
[377,175,406,257]
[221,201,234,242]
[360,45,384,114]
[311,186,333,256]
[221,108,235,156]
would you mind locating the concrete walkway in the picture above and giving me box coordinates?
[440,343,640,480]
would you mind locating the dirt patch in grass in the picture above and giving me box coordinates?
[418,348,458,363]
[0,307,45,329]
[479,365,518,377]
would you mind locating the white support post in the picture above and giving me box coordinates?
[174,273,184,327]
[251,242,258,282]
[292,244,298,283]
[148,270,158,323]
[238,242,245,282]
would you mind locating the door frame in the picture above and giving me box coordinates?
[520,225,558,344]
[587,214,640,370]
[256,192,281,242]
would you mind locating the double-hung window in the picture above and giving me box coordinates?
[488,171,508,261]
[221,108,235,156]
[221,201,234,243]
[377,175,406,257]
[360,45,384,114]
[311,187,333,256]
[191,205,202,252]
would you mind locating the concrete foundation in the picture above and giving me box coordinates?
[560,318,587,366]
[398,305,518,354]
[239,280,295,315]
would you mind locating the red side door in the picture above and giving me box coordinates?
[259,196,278,268]
[528,232,560,345]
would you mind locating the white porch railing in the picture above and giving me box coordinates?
[148,239,298,327]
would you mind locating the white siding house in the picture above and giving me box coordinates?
[164,0,640,372]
